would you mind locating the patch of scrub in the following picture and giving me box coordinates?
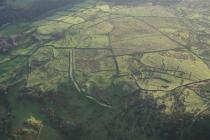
[183,88,206,113]
[0,56,28,84]
[0,23,28,37]
[28,48,69,92]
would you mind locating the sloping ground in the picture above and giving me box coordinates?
[0,0,85,26]
[1,0,210,140]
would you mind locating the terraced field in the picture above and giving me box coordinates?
[1,0,210,140]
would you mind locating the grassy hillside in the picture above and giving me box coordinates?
[1,0,210,140]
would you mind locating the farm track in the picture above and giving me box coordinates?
[108,32,120,76]
[67,48,113,108]
[69,48,81,93]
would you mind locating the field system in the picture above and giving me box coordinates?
[1,0,210,139]
[13,1,210,109]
